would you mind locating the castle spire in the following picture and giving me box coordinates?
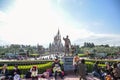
[49,29,63,53]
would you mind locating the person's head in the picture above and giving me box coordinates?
[54,57,59,63]
[14,65,18,70]
[81,59,85,64]
[32,65,37,71]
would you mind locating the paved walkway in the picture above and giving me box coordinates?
[46,74,100,80]
[22,74,100,80]
[24,74,100,80]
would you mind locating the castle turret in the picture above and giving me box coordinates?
[49,29,63,54]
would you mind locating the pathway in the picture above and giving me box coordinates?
[47,74,100,80]
[22,74,100,80]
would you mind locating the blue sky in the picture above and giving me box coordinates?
[0,0,14,12]
[52,0,120,34]
[0,0,120,46]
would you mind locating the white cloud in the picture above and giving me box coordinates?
[0,0,94,47]
[0,0,120,47]
[0,11,5,20]
[75,33,120,46]
[0,0,58,46]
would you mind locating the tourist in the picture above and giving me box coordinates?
[52,58,61,68]
[112,63,120,80]
[73,54,79,75]
[40,70,50,79]
[117,62,120,79]
[52,58,64,80]
[30,65,38,80]
[0,64,9,79]
[39,68,52,79]
[11,65,21,80]
[105,62,113,76]
[78,59,87,80]
[92,61,103,79]
[46,68,52,77]
[25,70,31,79]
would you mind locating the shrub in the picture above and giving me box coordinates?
[78,54,87,57]
[0,62,52,74]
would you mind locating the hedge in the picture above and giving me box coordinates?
[0,62,52,75]
[0,59,119,75]
[85,59,120,72]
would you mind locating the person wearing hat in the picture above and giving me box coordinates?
[30,65,38,80]
[52,58,64,80]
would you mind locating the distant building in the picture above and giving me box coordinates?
[49,29,64,53]
[95,53,107,58]
[5,53,18,59]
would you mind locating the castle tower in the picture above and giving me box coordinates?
[49,29,64,54]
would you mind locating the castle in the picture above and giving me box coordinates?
[49,29,64,53]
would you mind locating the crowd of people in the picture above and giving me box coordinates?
[92,61,120,80]
[0,64,21,80]
[72,54,120,80]
[0,55,120,80]
[0,57,64,80]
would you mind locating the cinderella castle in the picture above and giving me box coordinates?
[49,29,64,54]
